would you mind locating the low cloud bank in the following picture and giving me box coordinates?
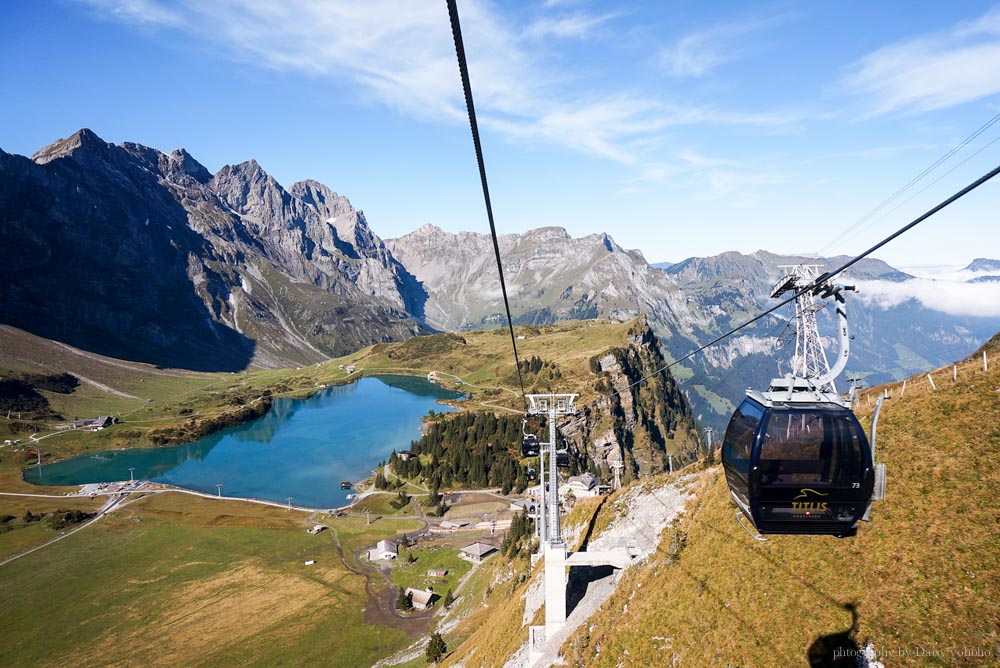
[856,277,1000,318]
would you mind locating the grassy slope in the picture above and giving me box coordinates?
[0,492,424,667]
[357,319,635,407]
[0,494,104,559]
[389,542,472,595]
[565,346,999,666]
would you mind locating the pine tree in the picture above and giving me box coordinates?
[396,589,413,611]
[425,631,447,663]
[442,589,455,608]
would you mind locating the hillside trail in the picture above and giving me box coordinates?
[327,518,435,636]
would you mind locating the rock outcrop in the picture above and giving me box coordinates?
[560,320,702,477]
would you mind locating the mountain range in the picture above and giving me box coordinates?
[1,129,425,371]
[2,130,997,426]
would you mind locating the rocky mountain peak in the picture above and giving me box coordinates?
[168,148,212,184]
[414,223,443,236]
[965,258,1000,272]
[217,158,268,183]
[31,128,112,165]
[209,159,292,224]
[289,179,354,221]
[2,131,430,370]
[524,226,571,242]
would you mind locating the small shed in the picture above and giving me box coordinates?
[460,542,498,563]
[440,519,470,531]
[405,588,439,610]
[427,568,448,578]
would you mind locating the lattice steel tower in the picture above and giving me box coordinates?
[771,265,836,394]
[526,393,577,547]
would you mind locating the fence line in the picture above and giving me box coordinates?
[856,348,997,408]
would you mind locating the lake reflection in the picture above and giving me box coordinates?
[31,376,462,507]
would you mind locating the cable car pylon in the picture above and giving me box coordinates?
[773,265,835,391]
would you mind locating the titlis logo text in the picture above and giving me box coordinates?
[792,501,828,510]
[792,488,829,512]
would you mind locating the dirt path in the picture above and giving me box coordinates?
[319,519,434,636]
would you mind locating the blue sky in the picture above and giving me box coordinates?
[2,0,999,270]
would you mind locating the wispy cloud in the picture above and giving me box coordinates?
[697,169,786,203]
[524,11,619,41]
[613,149,785,203]
[841,6,1000,116]
[856,277,1000,317]
[83,0,183,25]
[794,142,939,167]
[658,14,788,78]
[77,1,805,170]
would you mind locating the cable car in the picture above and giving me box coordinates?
[722,274,883,538]
[521,434,539,458]
[556,449,569,468]
[722,395,873,537]
[526,467,537,481]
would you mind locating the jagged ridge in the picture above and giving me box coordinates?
[0,129,428,370]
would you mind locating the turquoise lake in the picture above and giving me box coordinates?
[29,375,463,508]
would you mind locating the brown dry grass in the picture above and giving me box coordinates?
[78,562,331,666]
[563,348,1000,667]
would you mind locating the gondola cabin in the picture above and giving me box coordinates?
[521,434,540,458]
[556,450,569,468]
[722,393,874,537]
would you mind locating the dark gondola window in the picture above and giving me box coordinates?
[723,399,763,480]
[759,412,864,485]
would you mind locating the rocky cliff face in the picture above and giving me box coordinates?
[560,320,702,478]
[0,129,425,370]
[386,223,692,331]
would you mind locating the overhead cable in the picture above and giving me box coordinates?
[604,162,1000,403]
[447,0,528,409]
[813,111,1000,258]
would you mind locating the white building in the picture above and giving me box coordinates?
[560,473,599,498]
[367,539,398,561]
[405,588,438,610]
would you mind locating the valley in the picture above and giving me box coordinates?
[1,129,997,667]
